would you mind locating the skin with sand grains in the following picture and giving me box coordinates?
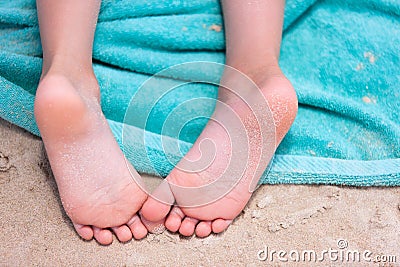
[34,0,297,244]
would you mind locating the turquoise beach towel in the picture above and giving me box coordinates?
[0,0,399,185]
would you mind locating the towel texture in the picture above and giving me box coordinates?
[0,0,399,185]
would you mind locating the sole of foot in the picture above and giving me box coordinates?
[35,73,149,245]
[141,67,298,238]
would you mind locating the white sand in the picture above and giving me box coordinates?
[0,118,399,266]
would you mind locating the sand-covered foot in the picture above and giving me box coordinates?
[141,66,298,237]
[34,72,148,245]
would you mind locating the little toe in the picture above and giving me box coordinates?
[179,217,199,236]
[93,227,113,245]
[112,225,132,243]
[165,206,185,232]
[195,221,212,238]
[127,215,148,240]
[212,219,233,234]
[73,223,93,241]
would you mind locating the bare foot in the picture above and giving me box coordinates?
[34,71,148,245]
[140,65,298,237]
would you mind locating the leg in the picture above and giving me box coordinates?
[34,0,148,245]
[141,0,298,237]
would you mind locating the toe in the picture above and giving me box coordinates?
[195,221,212,238]
[165,206,185,232]
[141,197,170,221]
[179,217,199,236]
[93,227,113,245]
[73,223,93,241]
[212,219,232,234]
[141,180,174,222]
[112,225,132,243]
[140,213,166,234]
[127,215,148,240]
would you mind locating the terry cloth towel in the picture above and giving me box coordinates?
[0,0,399,186]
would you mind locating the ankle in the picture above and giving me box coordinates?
[225,56,283,85]
[41,57,100,100]
[42,53,93,75]
[219,57,298,136]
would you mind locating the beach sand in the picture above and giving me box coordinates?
[0,118,399,266]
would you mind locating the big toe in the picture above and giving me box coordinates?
[140,213,166,234]
[141,198,171,222]
[141,179,174,222]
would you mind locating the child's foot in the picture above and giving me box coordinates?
[140,64,298,237]
[34,71,148,245]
